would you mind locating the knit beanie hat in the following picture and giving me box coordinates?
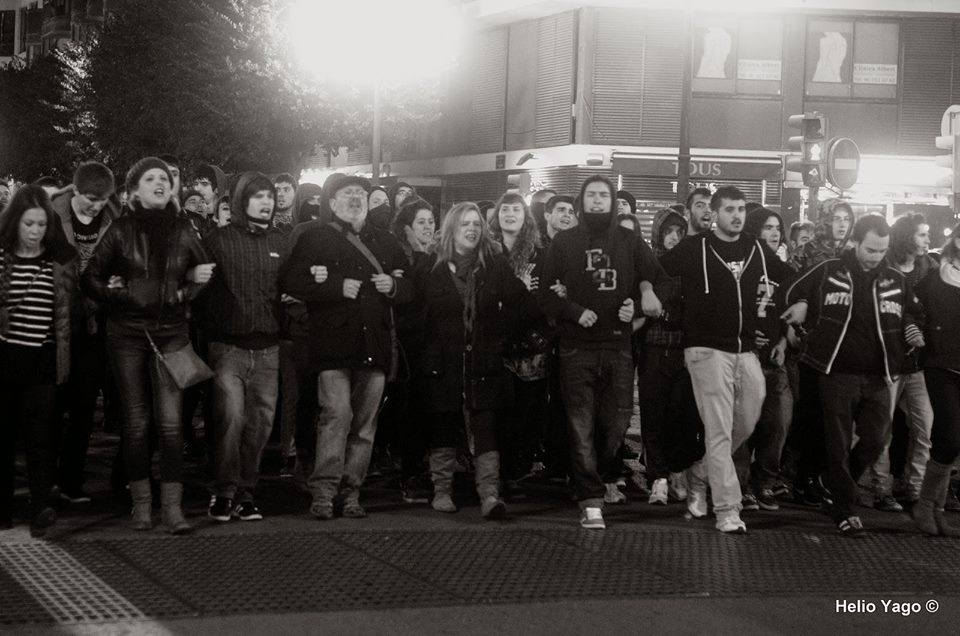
[125,157,174,195]
[617,190,637,215]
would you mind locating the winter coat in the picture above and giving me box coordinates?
[415,253,534,412]
[281,218,413,373]
[81,202,209,330]
[789,199,849,273]
[916,262,960,372]
[784,250,923,382]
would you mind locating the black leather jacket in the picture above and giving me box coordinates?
[81,202,209,329]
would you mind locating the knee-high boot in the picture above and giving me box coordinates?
[429,447,457,513]
[160,482,191,535]
[474,451,506,520]
[129,479,152,531]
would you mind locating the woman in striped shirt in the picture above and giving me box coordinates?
[0,185,77,537]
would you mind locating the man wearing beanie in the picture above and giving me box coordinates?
[201,171,289,523]
[51,161,119,503]
[538,175,664,530]
[282,174,413,520]
[616,190,637,216]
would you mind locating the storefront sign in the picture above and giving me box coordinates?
[737,59,781,81]
[612,155,780,181]
[853,63,897,85]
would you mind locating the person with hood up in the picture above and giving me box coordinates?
[787,198,853,508]
[616,190,637,217]
[731,206,792,512]
[538,175,664,530]
[387,181,416,212]
[200,172,289,523]
[636,208,690,506]
[659,187,791,533]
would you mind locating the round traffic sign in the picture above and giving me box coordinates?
[827,137,860,191]
[942,105,960,136]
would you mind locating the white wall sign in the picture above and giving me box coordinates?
[853,63,897,85]
[737,59,781,81]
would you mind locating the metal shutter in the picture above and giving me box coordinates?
[638,15,683,146]
[592,9,645,144]
[899,20,954,155]
[536,11,576,147]
[470,28,508,154]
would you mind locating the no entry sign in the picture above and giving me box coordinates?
[827,137,861,191]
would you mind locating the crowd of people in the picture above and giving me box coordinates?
[1,155,959,540]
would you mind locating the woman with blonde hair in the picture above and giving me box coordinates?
[414,201,534,518]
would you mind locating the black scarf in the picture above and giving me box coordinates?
[367,203,393,231]
[583,211,612,235]
[130,203,177,266]
[449,250,479,334]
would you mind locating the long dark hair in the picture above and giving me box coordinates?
[888,213,927,266]
[0,184,60,254]
[488,192,540,276]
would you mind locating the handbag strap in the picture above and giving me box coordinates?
[329,221,384,275]
[143,329,165,360]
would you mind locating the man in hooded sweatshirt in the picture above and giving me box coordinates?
[659,186,791,533]
[539,175,664,530]
[201,172,289,523]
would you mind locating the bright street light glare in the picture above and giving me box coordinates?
[288,0,462,85]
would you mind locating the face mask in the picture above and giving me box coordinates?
[583,211,612,234]
[300,202,321,221]
[367,203,392,230]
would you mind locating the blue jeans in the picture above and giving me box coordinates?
[210,343,280,502]
[106,321,188,483]
[734,365,793,492]
[309,368,385,504]
[557,346,634,509]
[819,372,892,519]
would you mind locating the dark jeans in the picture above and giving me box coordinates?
[107,320,189,483]
[544,350,570,476]
[819,372,892,519]
[292,339,318,474]
[431,409,498,454]
[734,365,794,492]
[925,367,960,466]
[0,343,57,521]
[58,328,107,492]
[792,361,826,486]
[501,376,547,479]
[637,346,686,481]
[558,346,634,508]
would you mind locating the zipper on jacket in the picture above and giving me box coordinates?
[871,277,892,382]
[824,270,854,375]
[709,243,755,353]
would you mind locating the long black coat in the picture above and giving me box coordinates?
[414,253,534,413]
[282,220,413,373]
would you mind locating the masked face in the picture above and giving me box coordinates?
[367,201,393,230]
[369,189,389,210]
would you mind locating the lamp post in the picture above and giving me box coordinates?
[372,83,382,187]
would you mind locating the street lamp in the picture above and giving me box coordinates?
[287,0,462,186]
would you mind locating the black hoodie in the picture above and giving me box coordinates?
[539,176,664,349]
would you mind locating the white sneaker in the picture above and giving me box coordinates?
[669,472,688,501]
[648,478,669,505]
[604,483,627,504]
[580,506,606,529]
[687,488,708,518]
[716,509,747,534]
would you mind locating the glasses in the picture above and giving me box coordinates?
[336,188,367,198]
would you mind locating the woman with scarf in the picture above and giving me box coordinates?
[82,157,211,534]
[488,192,549,493]
[913,224,960,537]
[0,185,77,536]
[414,201,534,518]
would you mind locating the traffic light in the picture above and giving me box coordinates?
[786,112,827,187]
[506,172,531,195]
[935,133,960,193]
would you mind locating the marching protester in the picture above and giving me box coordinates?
[539,175,664,529]
[282,175,413,520]
[913,223,960,536]
[659,186,791,533]
[82,157,213,534]
[202,172,288,522]
[414,201,534,518]
[783,214,923,537]
[0,185,77,536]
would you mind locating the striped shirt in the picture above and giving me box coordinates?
[1,255,55,347]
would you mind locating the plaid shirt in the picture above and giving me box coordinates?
[201,224,289,348]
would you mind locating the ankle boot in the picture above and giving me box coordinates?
[160,482,191,535]
[429,447,457,513]
[129,479,153,531]
[474,451,506,520]
[915,460,952,536]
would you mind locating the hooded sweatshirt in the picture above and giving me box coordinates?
[789,199,850,273]
[744,208,788,363]
[539,176,665,349]
[643,209,687,349]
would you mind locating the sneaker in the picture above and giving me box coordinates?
[757,488,780,511]
[280,456,297,478]
[580,506,605,530]
[741,493,760,511]
[232,501,263,521]
[770,480,790,497]
[59,488,92,504]
[668,472,688,502]
[836,515,866,537]
[310,500,334,520]
[207,496,233,522]
[648,478,669,506]
[400,477,431,504]
[794,477,826,507]
[874,495,903,513]
[342,502,367,518]
[687,488,708,518]
[604,483,627,504]
[716,509,747,534]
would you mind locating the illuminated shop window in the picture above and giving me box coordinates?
[692,17,783,96]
